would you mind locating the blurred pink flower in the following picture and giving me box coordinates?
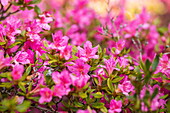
[66,58,91,76]
[115,39,125,55]
[52,84,70,98]
[77,109,96,113]
[52,70,71,88]
[12,64,24,81]
[109,99,122,113]
[13,51,30,64]
[1,0,9,6]
[0,50,11,70]
[77,41,99,61]
[60,45,73,60]
[39,88,52,104]
[24,0,31,3]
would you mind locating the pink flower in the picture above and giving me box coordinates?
[52,84,70,98]
[92,68,107,86]
[104,57,119,76]
[50,30,69,50]
[115,39,125,55]
[60,45,73,60]
[0,24,5,42]
[39,88,52,104]
[13,51,30,64]
[12,64,24,81]
[109,99,122,113]
[0,50,11,70]
[77,41,99,61]
[1,0,9,6]
[15,96,24,104]
[118,77,134,96]
[37,13,53,30]
[70,74,90,90]
[66,58,91,76]
[52,70,72,88]
[118,56,134,70]
[24,0,31,3]
[70,32,86,46]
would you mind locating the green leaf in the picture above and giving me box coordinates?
[107,78,114,92]
[104,93,109,102]
[27,6,34,10]
[145,59,151,71]
[135,66,142,80]
[98,45,102,54]
[0,82,12,89]
[18,82,26,93]
[74,102,84,107]
[0,42,6,46]
[8,42,22,48]
[72,46,78,55]
[46,53,55,60]
[34,5,41,15]
[0,106,8,111]
[112,76,124,83]
[28,81,33,92]
[159,94,168,99]
[152,55,159,72]
[83,82,90,90]
[16,100,31,112]
[40,53,47,61]
[151,88,158,100]
[92,92,103,98]
[20,7,25,11]
[29,0,41,4]
[100,107,108,113]
[21,30,26,37]
[111,47,116,54]
[91,102,104,109]
[43,40,49,48]
[79,92,87,99]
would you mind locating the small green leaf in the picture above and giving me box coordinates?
[27,6,34,10]
[0,106,8,111]
[43,40,49,48]
[159,94,168,99]
[145,59,151,71]
[91,102,104,109]
[0,42,6,46]
[20,7,25,11]
[152,55,159,72]
[107,78,114,92]
[8,42,22,48]
[28,81,33,92]
[112,76,124,83]
[79,92,87,99]
[151,88,158,100]
[18,82,26,93]
[98,45,102,54]
[74,102,84,107]
[21,30,26,37]
[16,100,31,112]
[40,53,47,61]
[34,5,41,15]
[92,92,103,98]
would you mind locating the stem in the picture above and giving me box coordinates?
[0,9,20,21]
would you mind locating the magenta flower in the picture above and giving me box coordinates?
[77,41,99,61]
[24,0,31,3]
[12,64,24,81]
[0,50,11,70]
[118,77,134,96]
[13,51,30,64]
[39,88,52,104]
[52,70,72,88]
[108,99,122,113]
[77,109,96,113]
[52,84,70,98]
[66,58,91,76]
[50,30,69,50]
[92,68,107,86]
[104,57,119,76]
[60,45,73,60]
[70,74,90,90]
[115,39,125,55]
[1,0,9,6]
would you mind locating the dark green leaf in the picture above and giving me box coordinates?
[92,92,103,98]
[18,82,26,93]
[107,78,114,92]
[91,102,104,109]
[112,76,124,83]
[152,55,159,72]
[8,42,22,48]
[34,5,41,15]
[151,88,158,100]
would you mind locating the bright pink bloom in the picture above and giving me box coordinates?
[77,41,99,61]
[70,75,89,90]
[60,45,73,60]
[104,57,119,76]
[50,30,69,50]
[0,50,11,70]
[52,70,71,88]
[155,54,170,77]
[92,68,107,86]
[24,0,31,3]
[115,39,125,55]
[70,32,86,46]
[13,51,30,64]
[118,77,134,96]
[39,88,52,104]
[52,84,70,98]
[66,58,91,76]
[12,64,24,81]
[37,13,53,30]
[1,0,8,6]
[109,99,122,113]
[118,56,134,70]
[0,24,5,42]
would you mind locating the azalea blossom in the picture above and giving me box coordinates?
[77,41,99,61]
[108,99,122,113]
[0,50,11,70]
[12,64,24,81]
[52,84,70,98]
[59,45,73,60]
[1,0,9,6]
[13,51,30,64]
[39,88,52,104]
